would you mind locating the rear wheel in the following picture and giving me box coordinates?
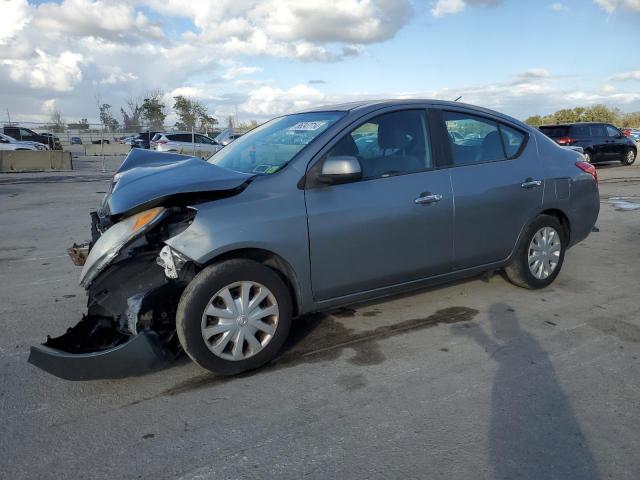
[176,259,292,375]
[622,148,636,166]
[505,214,566,289]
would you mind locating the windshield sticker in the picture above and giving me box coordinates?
[288,121,327,131]
[252,164,280,174]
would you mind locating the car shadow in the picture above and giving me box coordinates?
[142,276,486,401]
[452,303,602,480]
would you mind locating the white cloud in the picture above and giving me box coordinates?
[220,61,263,80]
[32,0,165,44]
[432,0,502,17]
[550,3,569,11]
[233,67,640,121]
[240,84,326,116]
[593,0,640,12]
[2,49,83,91]
[0,0,31,45]
[611,70,640,81]
[98,72,139,85]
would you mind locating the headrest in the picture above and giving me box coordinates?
[378,117,410,150]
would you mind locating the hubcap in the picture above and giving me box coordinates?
[528,227,561,280]
[628,150,635,163]
[201,281,279,361]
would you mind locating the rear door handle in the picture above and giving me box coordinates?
[415,193,443,205]
[521,179,542,189]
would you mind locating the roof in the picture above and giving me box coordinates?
[296,99,528,128]
[539,122,608,127]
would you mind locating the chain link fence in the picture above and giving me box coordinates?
[1,121,237,172]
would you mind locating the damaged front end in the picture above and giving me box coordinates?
[29,149,254,380]
[28,207,197,380]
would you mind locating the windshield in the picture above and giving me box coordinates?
[208,112,345,174]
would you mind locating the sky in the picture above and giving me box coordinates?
[0,0,639,126]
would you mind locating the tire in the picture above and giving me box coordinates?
[505,214,566,289]
[583,150,592,163]
[176,259,292,375]
[622,148,636,166]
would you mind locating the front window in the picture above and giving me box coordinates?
[209,112,345,174]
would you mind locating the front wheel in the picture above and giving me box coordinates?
[176,259,292,375]
[622,148,636,166]
[505,215,566,289]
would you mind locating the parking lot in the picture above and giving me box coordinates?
[1,155,639,479]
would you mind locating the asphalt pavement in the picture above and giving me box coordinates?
[1,155,639,479]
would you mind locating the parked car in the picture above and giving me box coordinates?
[2,126,62,150]
[70,136,82,145]
[154,132,223,157]
[0,132,47,150]
[29,99,600,380]
[539,122,636,165]
[40,133,63,150]
[630,130,640,142]
[214,128,243,146]
[132,131,162,149]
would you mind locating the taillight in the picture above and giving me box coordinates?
[557,137,576,145]
[575,161,598,184]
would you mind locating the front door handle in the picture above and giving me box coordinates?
[521,179,542,189]
[415,193,443,205]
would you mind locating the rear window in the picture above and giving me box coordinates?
[444,111,506,165]
[569,125,590,137]
[539,126,569,138]
[167,133,194,142]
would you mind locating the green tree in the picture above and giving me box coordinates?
[582,104,618,123]
[98,104,119,131]
[173,95,218,131]
[554,109,578,123]
[524,115,544,126]
[141,90,167,130]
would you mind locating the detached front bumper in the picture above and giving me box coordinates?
[29,241,187,381]
[28,326,168,381]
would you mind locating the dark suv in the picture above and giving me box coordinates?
[132,131,162,149]
[2,126,62,150]
[539,123,636,165]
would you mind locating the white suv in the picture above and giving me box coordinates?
[0,132,48,151]
[154,132,223,158]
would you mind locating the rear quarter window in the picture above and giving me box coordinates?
[500,124,526,158]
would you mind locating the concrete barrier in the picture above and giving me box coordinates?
[83,144,131,156]
[64,145,86,154]
[175,147,213,159]
[0,151,73,172]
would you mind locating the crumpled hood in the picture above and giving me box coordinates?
[105,149,253,216]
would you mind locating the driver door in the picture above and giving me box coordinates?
[305,109,454,301]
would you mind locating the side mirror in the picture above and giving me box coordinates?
[318,156,362,185]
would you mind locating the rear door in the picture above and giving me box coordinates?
[305,108,454,301]
[605,124,625,160]
[437,109,543,269]
[589,124,608,161]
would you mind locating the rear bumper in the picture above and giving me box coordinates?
[28,330,168,381]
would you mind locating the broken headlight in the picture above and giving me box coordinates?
[79,207,167,288]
